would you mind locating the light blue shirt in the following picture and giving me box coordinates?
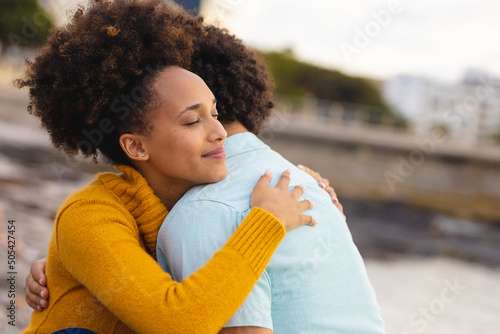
[157,132,385,333]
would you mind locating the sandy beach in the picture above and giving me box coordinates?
[1,84,499,333]
[366,258,500,334]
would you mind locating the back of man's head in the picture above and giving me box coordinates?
[190,25,274,134]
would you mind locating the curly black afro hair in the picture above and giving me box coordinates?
[15,0,204,165]
[190,25,274,134]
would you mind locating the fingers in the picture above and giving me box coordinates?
[25,258,49,312]
[323,186,345,219]
[324,188,345,219]
[298,164,319,181]
[25,273,49,311]
[318,177,330,189]
[290,184,306,199]
[24,275,36,310]
[298,199,315,212]
[326,186,338,203]
[254,170,273,190]
[298,165,330,190]
[32,258,47,286]
[297,165,346,220]
[275,169,292,190]
[302,214,318,227]
[298,199,318,226]
[298,164,321,181]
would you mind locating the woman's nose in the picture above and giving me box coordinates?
[208,117,227,142]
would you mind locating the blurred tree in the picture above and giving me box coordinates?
[0,0,53,55]
[263,51,403,122]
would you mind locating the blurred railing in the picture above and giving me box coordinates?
[274,95,408,132]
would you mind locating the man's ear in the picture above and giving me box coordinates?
[119,133,149,162]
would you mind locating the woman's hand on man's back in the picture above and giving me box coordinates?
[251,169,317,232]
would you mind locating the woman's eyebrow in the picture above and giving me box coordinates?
[178,98,217,117]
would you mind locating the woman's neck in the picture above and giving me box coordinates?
[135,166,191,211]
[148,183,187,211]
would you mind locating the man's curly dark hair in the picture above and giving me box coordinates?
[15,0,204,165]
[190,25,274,134]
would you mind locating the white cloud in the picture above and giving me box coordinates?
[221,0,500,82]
[54,0,500,82]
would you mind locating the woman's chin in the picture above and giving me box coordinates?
[212,167,228,183]
[200,166,228,184]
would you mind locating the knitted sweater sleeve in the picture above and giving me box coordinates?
[56,199,285,334]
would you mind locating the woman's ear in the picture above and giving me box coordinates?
[119,133,149,161]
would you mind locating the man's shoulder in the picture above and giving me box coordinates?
[165,180,250,223]
[174,164,261,209]
[178,178,245,204]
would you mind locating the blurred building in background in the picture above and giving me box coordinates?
[384,69,500,146]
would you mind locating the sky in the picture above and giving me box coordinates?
[58,0,500,83]
[201,0,500,83]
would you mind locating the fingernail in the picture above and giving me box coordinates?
[343,214,347,221]
[332,196,338,204]
[318,181,326,189]
[297,164,304,169]
[285,168,292,174]
[313,219,319,225]
[300,185,306,190]
[310,201,315,207]
[39,279,43,285]
[41,290,47,299]
[37,306,42,312]
[41,300,48,307]
[264,169,272,176]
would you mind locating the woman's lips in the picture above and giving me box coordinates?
[202,147,226,159]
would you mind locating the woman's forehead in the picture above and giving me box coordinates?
[153,67,214,109]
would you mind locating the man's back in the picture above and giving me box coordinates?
[157,132,385,333]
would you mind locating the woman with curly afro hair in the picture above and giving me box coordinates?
[17,0,316,333]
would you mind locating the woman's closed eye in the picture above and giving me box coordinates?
[185,119,200,126]
[185,114,218,126]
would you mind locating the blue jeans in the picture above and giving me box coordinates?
[52,329,97,334]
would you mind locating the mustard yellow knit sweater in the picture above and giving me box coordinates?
[23,165,285,334]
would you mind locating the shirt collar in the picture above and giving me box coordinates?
[224,132,270,160]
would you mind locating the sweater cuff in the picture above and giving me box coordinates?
[225,207,286,276]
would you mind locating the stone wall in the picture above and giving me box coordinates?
[264,113,500,223]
